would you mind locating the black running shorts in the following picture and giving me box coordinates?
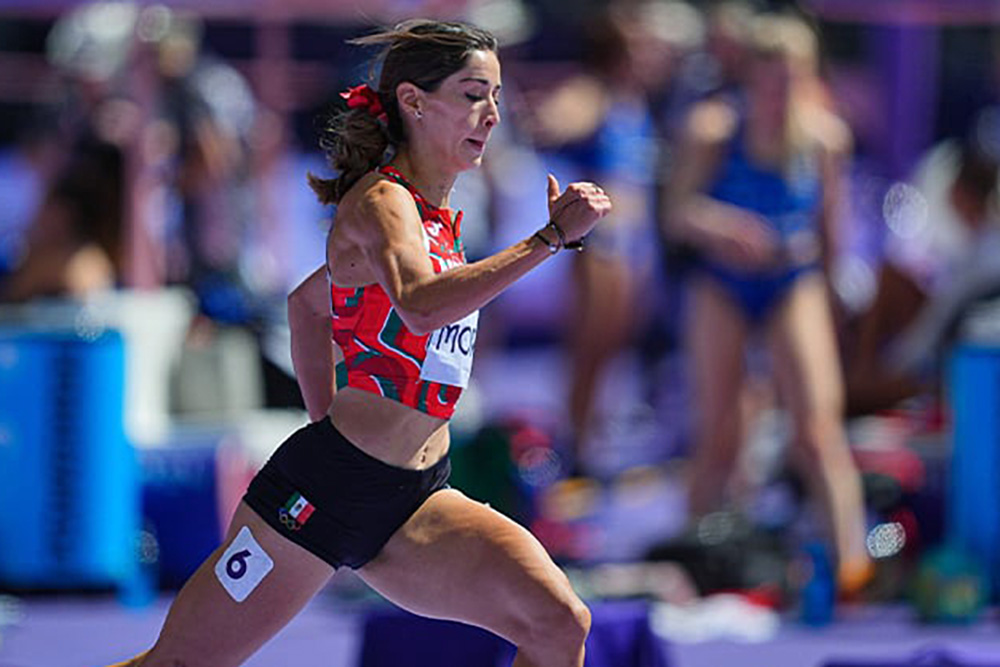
[243,417,451,569]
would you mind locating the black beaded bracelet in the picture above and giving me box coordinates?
[549,220,585,253]
[533,229,560,254]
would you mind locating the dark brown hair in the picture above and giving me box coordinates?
[308,19,498,205]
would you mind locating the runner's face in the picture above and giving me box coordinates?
[415,49,502,172]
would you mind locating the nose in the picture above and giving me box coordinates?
[485,97,501,128]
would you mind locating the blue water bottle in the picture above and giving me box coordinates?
[800,542,835,626]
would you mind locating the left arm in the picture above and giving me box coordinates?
[288,266,337,422]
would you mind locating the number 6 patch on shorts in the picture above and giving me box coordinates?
[214,526,274,602]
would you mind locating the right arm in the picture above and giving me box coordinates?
[345,174,611,335]
[288,266,337,421]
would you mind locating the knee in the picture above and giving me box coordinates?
[537,596,590,651]
[567,597,592,643]
[520,592,591,651]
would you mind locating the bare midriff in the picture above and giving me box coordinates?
[326,387,450,470]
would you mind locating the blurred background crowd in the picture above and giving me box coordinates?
[2,0,1000,663]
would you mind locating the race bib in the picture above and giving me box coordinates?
[214,526,274,603]
[420,310,479,388]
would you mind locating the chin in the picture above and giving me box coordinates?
[453,156,482,172]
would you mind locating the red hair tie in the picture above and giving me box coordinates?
[340,84,387,123]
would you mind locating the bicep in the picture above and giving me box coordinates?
[353,186,438,315]
[288,265,331,318]
[365,233,436,304]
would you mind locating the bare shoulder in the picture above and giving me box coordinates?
[684,98,738,148]
[336,172,419,240]
[327,172,421,287]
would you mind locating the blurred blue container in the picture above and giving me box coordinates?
[140,438,225,589]
[0,328,138,589]
[948,345,1000,598]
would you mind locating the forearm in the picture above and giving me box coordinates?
[290,310,336,421]
[358,174,609,335]
[395,234,552,334]
[288,267,336,421]
[666,195,728,249]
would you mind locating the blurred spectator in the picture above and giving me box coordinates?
[701,0,757,99]
[44,0,140,147]
[642,0,714,137]
[0,137,124,301]
[846,113,1000,415]
[0,1,140,302]
[663,13,871,594]
[525,3,666,474]
[0,126,60,279]
[148,9,264,323]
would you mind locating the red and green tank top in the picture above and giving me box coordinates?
[330,165,478,419]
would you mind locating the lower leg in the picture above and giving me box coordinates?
[687,451,733,516]
[687,416,741,517]
[568,347,603,462]
[767,277,871,591]
[796,422,871,590]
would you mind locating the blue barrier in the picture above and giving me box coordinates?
[0,329,138,589]
[948,345,1000,599]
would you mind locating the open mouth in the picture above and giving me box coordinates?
[466,138,486,151]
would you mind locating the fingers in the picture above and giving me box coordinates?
[548,181,609,219]
[547,173,561,205]
[551,193,611,225]
[550,188,613,240]
[593,192,613,216]
[568,183,612,215]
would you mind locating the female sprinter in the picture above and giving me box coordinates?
[110,18,611,667]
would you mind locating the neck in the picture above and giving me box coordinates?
[746,97,790,162]
[391,147,458,209]
[747,97,788,139]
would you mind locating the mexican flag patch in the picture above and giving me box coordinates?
[280,492,315,530]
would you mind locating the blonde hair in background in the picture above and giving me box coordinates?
[748,13,826,167]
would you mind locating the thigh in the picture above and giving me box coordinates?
[146,502,334,667]
[685,277,751,431]
[766,274,845,421]
[357,489,580,643]
[571,254,634,353]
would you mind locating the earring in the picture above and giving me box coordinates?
[414,109,423,120]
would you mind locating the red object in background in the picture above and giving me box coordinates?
[853,446,927,493]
